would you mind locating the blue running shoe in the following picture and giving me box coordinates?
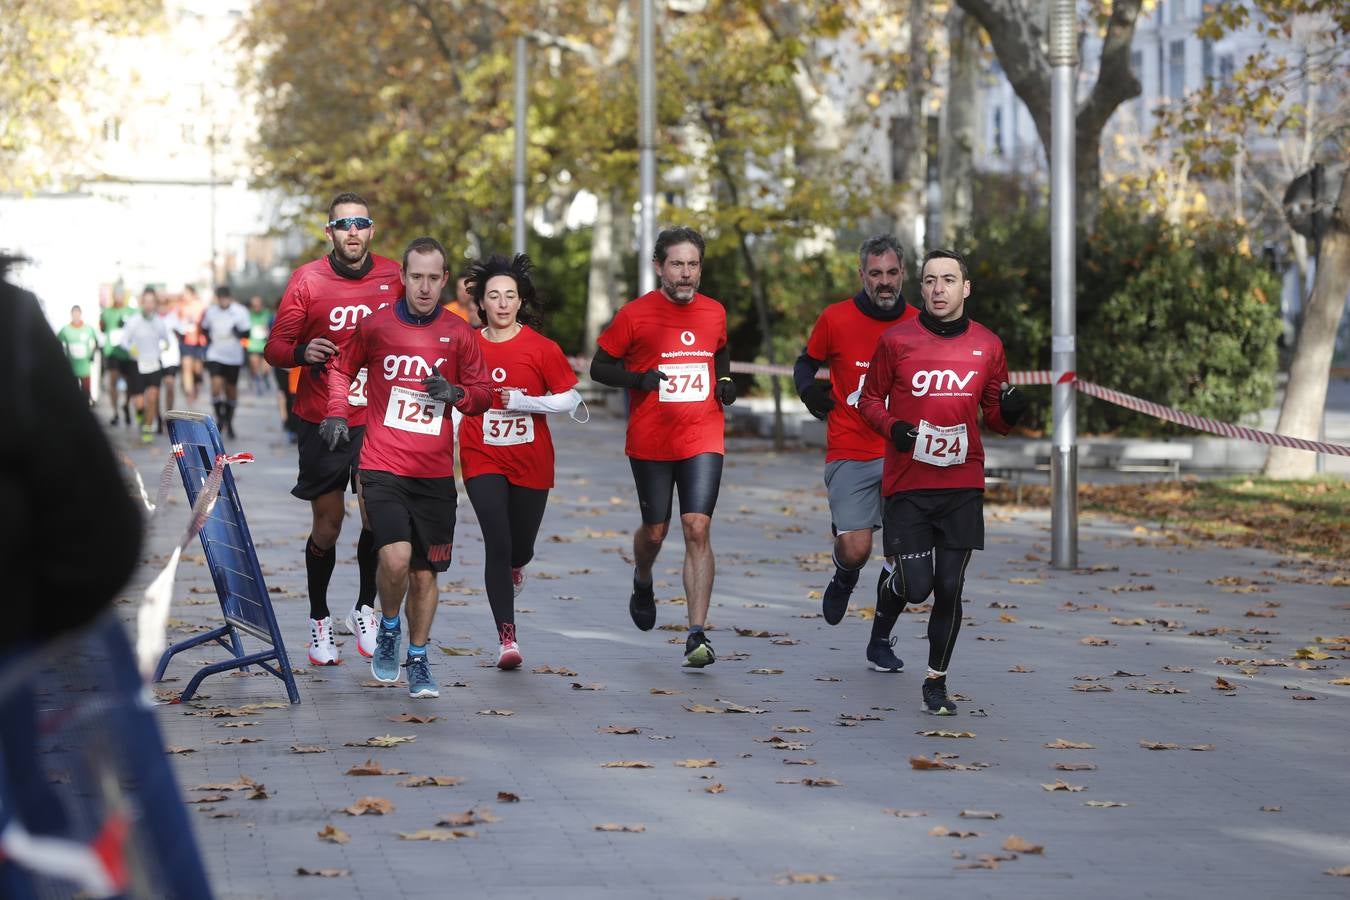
[405,654,439,699]
[371,621,402,684]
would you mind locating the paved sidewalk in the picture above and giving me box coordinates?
[109,390,1350,899]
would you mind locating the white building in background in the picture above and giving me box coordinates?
[0,0,298,329]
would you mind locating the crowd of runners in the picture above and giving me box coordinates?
[86,189,1025,717]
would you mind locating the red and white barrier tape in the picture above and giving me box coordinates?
[136,450,255,680]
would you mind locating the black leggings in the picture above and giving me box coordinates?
[629,453,723,524]
[894,548,973,673]
[465,475,549,628]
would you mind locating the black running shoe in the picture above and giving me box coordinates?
[922,675,957,715]
[629,578,656,631]
[866,636,904,672]
[683,631,715,668]
[821,567,859,626]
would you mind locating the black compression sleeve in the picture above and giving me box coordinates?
[793,350,824,398]
[589,346,641,389]
[714,345,731,380]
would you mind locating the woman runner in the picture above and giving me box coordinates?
[458,254,585,669]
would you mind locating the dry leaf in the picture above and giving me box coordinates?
[1053,762,1096,771]
[477,709,514,716]
[497,791,520,803]
[682,703,721,714]
[359,680,401,689]
[215,737,265,746]
[1260,805,1281,812]
[438,646,481,656]
[649,688,680,695]
[782,758,817,766]
[1084,800,1128,808]
[344,734,416,748]
[705,783,726,794]
[191,776,256,792]
[1072,684,1113,692]
[1324,866,1350,876]
[396,775,463,787]
[594,823,646,833]
[775,725,812,734]
[290,744,327,754]
[1213,677,1238,691]
[296,867,348,877]
[1041,780,1086,792]
[600,760,653,769]
[909,755,956,771]
[1044,739,1095,750]
[1189,744,1216,752]
[316,824,349,844]
[883,809,928,818]
[397,828,475,841]
[749,668,783,675]
[570,682,606,691]
[959,810,1001,819]
[718,700,768,714]
[344,759,407,776]
[916,729,976,738]
[1329,677,1350,685]
[838,712,883,722]
[930,825,980,838]
[532,665,578,676]
[1080,636,1113,646]
[599,725,641,735]
[343,796,394,816]
[1008,665,1034,673]
[674,759,717,768]
[774,873,835,885]
[185,794,228,804]
[247,785,269,800]
[1002,835,1044,854]
[387,713,438,724]
[1139,740,1178,750]
[166,745,195,755]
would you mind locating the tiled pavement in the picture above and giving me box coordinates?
[108,390,1350,899]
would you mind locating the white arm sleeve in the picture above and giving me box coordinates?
[505,388,582,415]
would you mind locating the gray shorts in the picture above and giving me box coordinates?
[823,458,883,533]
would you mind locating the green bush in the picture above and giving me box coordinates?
[954,203,1280,435]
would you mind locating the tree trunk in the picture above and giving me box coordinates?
[891,0,928,251]
[1264,171,1350,478]
[737,229,784,451]
[939,5,978,244]
[584,189,618,353]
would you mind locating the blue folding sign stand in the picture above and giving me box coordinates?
[155,412,299,703]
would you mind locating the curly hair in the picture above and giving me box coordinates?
[467,253,542,329]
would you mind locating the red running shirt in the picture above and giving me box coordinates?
[596,290,728,461]
[326,306,493,479]
[805,297,919,462]
[458,326,579,490]
[857,316,1012,495]
[265,254,404,426]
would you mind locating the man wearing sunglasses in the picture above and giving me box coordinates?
[265,192,403,667]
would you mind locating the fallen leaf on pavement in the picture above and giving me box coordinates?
[594,823,645,833]
[775,725,812,734]
[387,713,438,724]
[749,668,783,675]
[683,703,721,714]
[438,808,498,827]
[909,755,956,771]
[930,825,980,838]
[1080,636,1113,646]
[1139,740,1178,750]
[705,783,726,794]
[477,709,514,716]
[883,809,928,818]
[838,713,883,722]
[359,680,402,689]
[1323,866,1350,876]
[345,735,416,748]
[718,700,768,714]
[774,873,835,885]
[398,829,475,841]
[675,759,717,768]
[1260,805,1281,812]
[959,810,1001,819]
[532,665,578,676]
[1053,761,1096,771]
[1189,744,1216,752]
[599,725,641,735]
[343,797,393,816]
[1213,677,1239,691]
[397,775,463,787]
[290,744,327,754]
[192,777,256,792]
[497,791,520,802]
[214,737,265,745]
[247,785,269,800]
[1044,739,1095,750]
[345,759,408,776]
[570,682,606,691]
[734,628,786,638]
[1002,835,1044,854]
[1072,684,1113,692]
[777,777,841,787]
[186,794,228,804]
[1008,665,1034,673]
[955,854,1015,870]
[649,688,681,695]
[167,746,195,754]
[438,647,482,656]
[317,824,349,844]
[296,867,348,877]
[1084,800,1129,808]
[916,729,975,738]
[600,760,653,769]
[1041,780,1086,792]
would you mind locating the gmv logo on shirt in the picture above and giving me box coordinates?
[382,354,447,379]
[911,369,976,397]
[329,304,373,330]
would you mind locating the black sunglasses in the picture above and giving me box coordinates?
[328,216,374,231]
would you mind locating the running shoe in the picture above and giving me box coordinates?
[343,605,378,658]
[629,578,657,631]
[922,675,957,715]
[140,426,155,445]
[497,623,522,670]
[821,567,859,626]
[683,631,716,668]
[405,654,439,699]
[866,636,904,672]
[511,566,526,598]
[307,616,341,666]
[371,620,402,683]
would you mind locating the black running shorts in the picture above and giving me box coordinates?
[882,488,985,556]
[360,469,458,573]
[629,453,724,525]
[291,419,366,500]
[205,361,242,385]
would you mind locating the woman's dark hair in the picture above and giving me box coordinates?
[467,253,542,329]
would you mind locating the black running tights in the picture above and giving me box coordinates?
[894,548,973,673]
[465,475,549,628]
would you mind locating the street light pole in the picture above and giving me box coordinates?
[1049,0,1078,568]
[513,35,528,255]
[637,0,656,294]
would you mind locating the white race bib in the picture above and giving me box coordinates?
[384,385,444,435]
[347,367,369,408]
[657,362,709,403]
[483,409,535,446]
[912,420,969,467]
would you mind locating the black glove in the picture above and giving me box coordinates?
[635,369,668,392]
[422,374,464,405]
[890,420,918,453]
[319,416,350,451]
[800,381,835,420]
[715,377,737,406]
[999,384,1028,427]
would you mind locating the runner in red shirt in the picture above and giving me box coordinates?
[590,227,736,668]
[857,250,1028,715]
[458,254,584,669]
[794,234,918,672]
[263,192,403,665]
[323,236,492,698]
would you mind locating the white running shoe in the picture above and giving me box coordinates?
[307,616,341,666]
[344,606,378,658]
[511,567,526,598]
[497,623,522,670]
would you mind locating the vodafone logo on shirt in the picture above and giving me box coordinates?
[329,304,373,331]
[491,367,507,383]
[911,369,977,397]
[382,354,446,379]
[680,330,696,346]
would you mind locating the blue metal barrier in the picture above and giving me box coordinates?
[154,412,299,703]
[0,613,214,898]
